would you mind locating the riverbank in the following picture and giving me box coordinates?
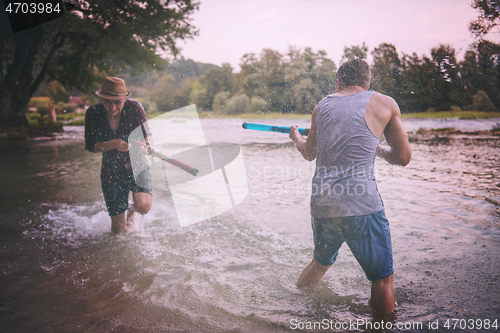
[0,123,64,140]
[401,110,500,119]
[177,110,500,120]
[29,110,500,126]
[408,126,500,144]
[2,110,498,140]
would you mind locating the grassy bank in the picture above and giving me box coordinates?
[152,110,500,120]
[145,111,312,120]
[26,112,86,126]
[4,109,498,140]
[408,126,500,144]
[401,111,500,119]
[24,109,500,127]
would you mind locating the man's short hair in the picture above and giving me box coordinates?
[336,58,371,88]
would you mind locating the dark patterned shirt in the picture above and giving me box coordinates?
[85,99,148,183]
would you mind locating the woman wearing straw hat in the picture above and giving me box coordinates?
[85,77,152,233]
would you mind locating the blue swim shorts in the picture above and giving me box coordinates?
[101,171,152,217]
[312,210,393,281]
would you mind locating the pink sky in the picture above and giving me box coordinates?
[177,0,500,71]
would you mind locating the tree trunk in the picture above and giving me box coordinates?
[0,27,44,131]
[0,88,29,129]
[48,101,56,125]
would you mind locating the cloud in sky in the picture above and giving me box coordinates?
[178,0,500,71]
[247,8,285,27]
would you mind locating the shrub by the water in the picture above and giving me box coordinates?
[249,96,268,113]
[473,90,497,112]
[59,103,78,114]
[212,91,231,113]
[37,105,49,117]
[225,94,250,114]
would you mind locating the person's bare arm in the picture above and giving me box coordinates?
[377,98,412,166]
[138,135,154,155]
[94,139,129,153]
[289,107,317,161]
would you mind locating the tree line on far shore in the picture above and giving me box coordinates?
[111,40,500,115]
[3,0,499,133]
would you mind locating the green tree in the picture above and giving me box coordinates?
[470,0,500,36]
[189,81,203,102]
[283,52,310,113]
[150,72,198,112]
[234,53,267,102]
[200,63,233,110]
[429,44,462,111]
[151,75,177,112]
[473,90,497,111]
[191,89,210,111]
[233,49,287,113]
[398,45,463,112]
[459,50,481,109]
[283,47,335,113]
[49,80,70,104]
[259,49,289,112]
[225,94,250,114]
[249,96,267,113]
[0,0,199,131]
[309,50,336,97]
[370,43,404,105]
[400,53,434,112]
[233,47,335,114]
[476,40,500,109]
[340,43,368,63]
[37,105,49,123]
[212,91,231,113]
[166,57,217,82]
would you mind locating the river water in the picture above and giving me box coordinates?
[0,117,499,332]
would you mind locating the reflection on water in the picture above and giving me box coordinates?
[0,119,499,332]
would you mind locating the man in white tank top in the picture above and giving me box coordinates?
[289,58,411,314]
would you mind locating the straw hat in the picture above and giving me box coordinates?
[95,77,131,100]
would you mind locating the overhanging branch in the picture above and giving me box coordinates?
[29,32,65,96]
